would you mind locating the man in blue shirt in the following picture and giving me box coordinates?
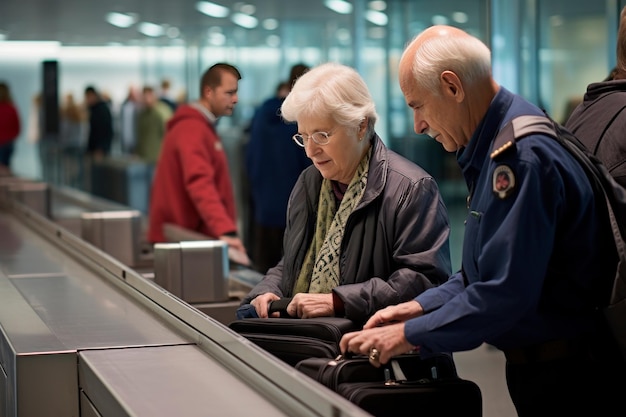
[340,25,625,416]
[245,64,311,273]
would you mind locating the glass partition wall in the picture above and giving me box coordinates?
[0,0,620,196]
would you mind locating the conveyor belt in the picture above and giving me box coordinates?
[0,187,372,417]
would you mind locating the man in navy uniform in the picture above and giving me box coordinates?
[341,25,625,417]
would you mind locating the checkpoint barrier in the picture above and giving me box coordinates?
[81,210,143,268]
[153,240,230,304]
[0,177,51,218]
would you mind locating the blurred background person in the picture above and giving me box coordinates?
[245,63,311,273]
[59,92,86,187]
[84,85,113,161]
[119,85,140,155]
[0,81,21,173]
[83,85,113,192]
[565,6,626,187]
[159,78,178,113]
[135,85,172,165]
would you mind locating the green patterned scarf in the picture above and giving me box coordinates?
[293,147,372,294]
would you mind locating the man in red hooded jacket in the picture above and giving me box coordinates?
[148,63,248,258]
[0,82,21,170]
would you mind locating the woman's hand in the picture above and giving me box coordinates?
[250,292,280,318]
[286,293,334,318]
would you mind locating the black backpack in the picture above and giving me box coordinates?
[494,114,626,360]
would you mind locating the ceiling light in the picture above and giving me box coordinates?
[105,12,138,28]
[451,12,468,24]
[365,10,388,26]
[368,27,386,39]
[324,0,353,15]
[336,28,351,43]
[431,15,449,25]
[266,34,280,47]
[196,1,230,18]
[231,13,258,29]
[166,27,181,38]
[368,1,387,11]
[263,18,279,30]
[0,41,61,58]
[208,32,226,46]
[238,4,256,15]
[137,22,165,37]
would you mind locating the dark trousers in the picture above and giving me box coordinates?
[0,141,15,168]
[250,223,284,274]
[505,339,626,416]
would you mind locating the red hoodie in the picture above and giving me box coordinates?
[0,102,20,145]
[148,104,238,243]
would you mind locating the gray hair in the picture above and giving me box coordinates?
[280,62,378,137]
[405,30,492,95]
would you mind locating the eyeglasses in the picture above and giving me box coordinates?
[292,130,333,147]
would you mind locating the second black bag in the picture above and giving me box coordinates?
[295,353,482,417]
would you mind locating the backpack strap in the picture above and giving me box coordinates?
[495,113,626,360]
[498,113,626,359]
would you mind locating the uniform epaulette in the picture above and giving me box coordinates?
[490,115,557,159]
[490,121,516,159]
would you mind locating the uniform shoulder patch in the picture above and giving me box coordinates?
[492,165,515,199]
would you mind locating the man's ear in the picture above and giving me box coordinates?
[202,85,212,100]
[440,71,465,102]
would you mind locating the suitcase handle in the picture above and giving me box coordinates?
[268,297,294,318]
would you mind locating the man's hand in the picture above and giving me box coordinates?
[339,323,415,366]
[364,300,424,329]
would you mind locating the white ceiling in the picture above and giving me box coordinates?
[0,0,354,46]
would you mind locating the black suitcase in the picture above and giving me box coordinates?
[228,299,361,366]
[295,353,482,417]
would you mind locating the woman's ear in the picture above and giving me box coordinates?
[359,117,368,137]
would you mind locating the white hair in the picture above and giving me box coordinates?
[405,30,492,95]
[280,62,378,137]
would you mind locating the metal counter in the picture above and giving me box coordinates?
[0,185,371,417]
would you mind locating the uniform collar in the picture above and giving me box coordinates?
[457,87,514,178]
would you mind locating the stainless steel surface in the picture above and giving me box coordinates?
[0,209,189,416]
[80,391,102,417]
[154,240,229,303]
[7,181,50,219]
[162,222,252,267]
[79,345,291,417]
[192,299,242,325]
[0,184,373,417]
[51,186,131,236]
[81,210,142,267]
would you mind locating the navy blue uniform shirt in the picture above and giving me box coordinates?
[405,87,616,355]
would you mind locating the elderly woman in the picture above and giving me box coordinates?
[238,62,451,324]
